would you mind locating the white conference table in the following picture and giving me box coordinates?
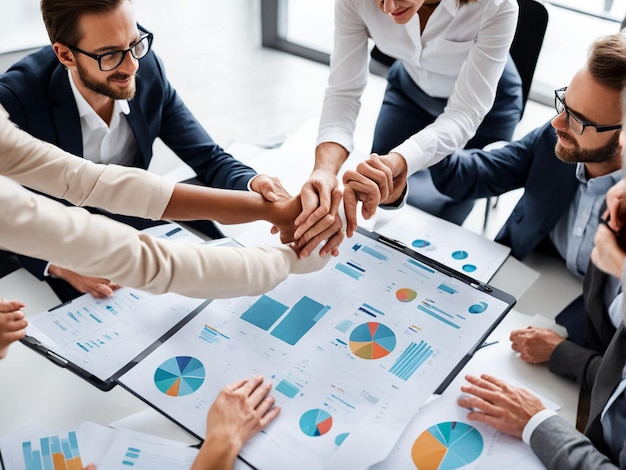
[0,123,584,467]
[0,210,582,469]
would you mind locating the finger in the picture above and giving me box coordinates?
[258,404,281,429]
[342,184,360,238]
[226,377,249,393]
[248,380,273,408]
[295,204,334,239]
[295,187,322,227]
[238,375,264,396]
[0,300,25,312]
[319,228,345,258]
[297,224,344,259]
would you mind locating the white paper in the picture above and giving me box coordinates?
[117,231,513,469]
[25,288,206,382]
[97,427,198,470]
[0,422,114,470]
[375,207,511,283]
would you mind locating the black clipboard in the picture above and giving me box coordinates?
[19,235,242,392]
[20,292,211,391]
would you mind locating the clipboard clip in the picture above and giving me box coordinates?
[377,234,406,250]
[470,282,493,293]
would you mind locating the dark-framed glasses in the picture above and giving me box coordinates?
[554,87,622,135]
[70,32,153,71]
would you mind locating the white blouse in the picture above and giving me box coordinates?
[317,0,518,177]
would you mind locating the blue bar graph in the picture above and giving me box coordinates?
[199,324,230,344]
[22,431,83,470]
[334,263,364,280]
[270,297,330,345]
[437,283,458,295]
[406,258,435,274]
[418,304,461,329]
[389,341,434,380]
[241,295,289,331]
[122,446,141,466]
[361,245,389,261]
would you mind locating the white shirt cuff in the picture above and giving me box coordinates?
[43,262,52,278]
[246,175,257,192]
[522,409,557,445]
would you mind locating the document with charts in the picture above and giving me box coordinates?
[117,228,515,470]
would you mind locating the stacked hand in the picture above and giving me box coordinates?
[0,298,28,359]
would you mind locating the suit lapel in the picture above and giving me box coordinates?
[48,64,84,157]
[126,100,152,169]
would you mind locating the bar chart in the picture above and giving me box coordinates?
[389,340,434,381]
[240,294,331,346]
[22,431,84,470]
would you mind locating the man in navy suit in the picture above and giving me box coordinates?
[0,0,340,301]
[343,33,625,355]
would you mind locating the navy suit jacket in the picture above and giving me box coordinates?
[0,45,256,282]
[429,121,578,260]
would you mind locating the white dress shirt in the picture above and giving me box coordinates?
[317,0,518,177]
[68,70,136,166]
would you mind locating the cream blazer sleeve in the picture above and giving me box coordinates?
[0,107,328,298]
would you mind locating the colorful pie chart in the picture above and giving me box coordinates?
[412,421,483,470]
[154,356,205,397]
[349,322,396,359]
[396,287,418,302]
[299,409,333,437]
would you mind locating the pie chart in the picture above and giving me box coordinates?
[154,356,205,397]
[299,409,333,437]
[396,287,418,302]
[469,302,488,314]
[412,421,483,470]
[349,322,396,359]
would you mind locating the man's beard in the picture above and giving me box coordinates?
[555,129,620,164]
[75,60,136,100]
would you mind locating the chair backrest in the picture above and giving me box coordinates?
[510,0,549,114]
[370,0,549,115]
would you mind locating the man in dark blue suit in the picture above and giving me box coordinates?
[0,0,314,301]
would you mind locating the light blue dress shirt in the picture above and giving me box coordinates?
[549,163,622,279]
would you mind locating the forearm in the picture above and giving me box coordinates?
[191,436,238,470]
[314,142,350,176]
[162,183,282,225]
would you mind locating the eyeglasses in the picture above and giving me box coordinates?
[554,87,622,135]
[69,32,153,71]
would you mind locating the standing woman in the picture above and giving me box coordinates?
[296,0,522,236]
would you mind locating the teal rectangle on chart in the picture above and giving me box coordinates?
[270,297,329,345]
[241,295,289,331]
[276,379,300,398]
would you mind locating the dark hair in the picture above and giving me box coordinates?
[40,0,127,46]
[588,32,626,92]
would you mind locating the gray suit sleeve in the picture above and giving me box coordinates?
[549,339,603,389]
[530,415,621,469]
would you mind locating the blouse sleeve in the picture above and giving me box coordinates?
[394,0,519,177]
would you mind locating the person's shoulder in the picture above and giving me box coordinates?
[0,46,59,90]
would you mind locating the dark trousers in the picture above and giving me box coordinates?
[372,55,523,225]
